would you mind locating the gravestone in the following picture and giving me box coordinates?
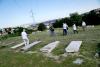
[21,41,41,51]
[65,41,82,52]
[11,42,24,49]
[40,41,60,53]
[73,58,83,65]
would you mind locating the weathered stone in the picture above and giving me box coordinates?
[40,41,60,53]
[73,58,84,65]
[11,42,24,49]
[21,41,41,51]
[65,41,82,53]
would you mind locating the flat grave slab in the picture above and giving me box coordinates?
[21,41,41,51]
[65,41,82,53]
[11,42,24,49]
[40,41,60,53]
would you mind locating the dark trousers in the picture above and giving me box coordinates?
[63,29,67,35]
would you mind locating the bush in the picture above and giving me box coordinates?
[53,17,71,28]
[38,23,46,31]
[13,27,23,36]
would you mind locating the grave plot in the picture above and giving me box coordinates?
[0,42,15,48]
[65,41,82,53]
[11,42,24,49]
[40,41,60,53]
[21,41,41,51]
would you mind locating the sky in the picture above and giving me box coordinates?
[0,0,100,28]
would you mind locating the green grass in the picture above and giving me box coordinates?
[0,25,100,67]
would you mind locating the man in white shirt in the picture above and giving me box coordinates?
[21,29,29,46]
[73,24,78,34]
[63,23,68,35]
[82,21,86,31]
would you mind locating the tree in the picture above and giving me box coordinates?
[70,12,82,26]
[0,29,2,35]
[53,17,71,28]
[13,27,24,36]
[82,9,100,25]
[38,23,46,31]
[53,19,63,28]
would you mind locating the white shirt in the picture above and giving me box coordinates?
[82,22,86,26]
[73,24,77,30]
[63,23,68,29]
[46,25,50,29]
[21,31,28,39]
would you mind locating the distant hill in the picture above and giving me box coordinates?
[42,19,56,25]
[17,19,56,29]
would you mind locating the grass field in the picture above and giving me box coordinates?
[0,25,100,67]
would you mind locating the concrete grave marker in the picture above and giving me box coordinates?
[65,41,82,52]
[40,41,60,53]
[21,41,41,51]
[73,58,84,65]
[11,42,24,49]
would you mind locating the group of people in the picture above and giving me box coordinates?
[48,21,86,36]
[63,22,78,35]
[21,21,86,46]
[63,21,86,35]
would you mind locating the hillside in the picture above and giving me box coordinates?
[0,25,100,67]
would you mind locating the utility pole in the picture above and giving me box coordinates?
[30,9,35,24]
[30,9,36,28]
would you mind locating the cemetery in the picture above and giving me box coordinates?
[0,1,100,66]
[0,25,100,67]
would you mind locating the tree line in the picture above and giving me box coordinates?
[53,8,100,28]
[0,8,100,37]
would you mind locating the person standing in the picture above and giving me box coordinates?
[82,21,86,31]
[63,23,68,35]
[49,23,55,36]
[73,24,78,34]
[21,29,29,46]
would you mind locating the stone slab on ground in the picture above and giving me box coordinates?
[73,58,84,65]
[11,42,24,49]
[21,41,41,51]
[65,41,82,52]
[40,41,60,53]
[26,51,38,54]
